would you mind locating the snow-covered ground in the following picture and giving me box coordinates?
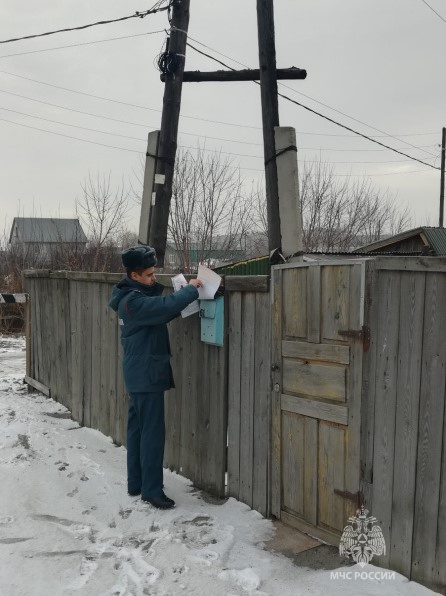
[0,335,439,596]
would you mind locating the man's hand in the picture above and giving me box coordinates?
[188,278,203,288]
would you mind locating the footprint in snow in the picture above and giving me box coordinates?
[32,514,95,542]
[118,508,132,520]
[173,515,220,549]
[6,409,16,423]
[55,460,69,471]
[0,537,33,544]
[80,455,103,476]
[106,550,160,595]
[67,555,98,590]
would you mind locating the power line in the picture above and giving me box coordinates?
[420,0,446,23]
[186,36,438,160]
[278,82,437,159]
[0,67,439,139]
[0,72,262,128]
[0,107,438,158]
[0,90,438,156]
[0,87,155,125]
[275,91,440,168]
[0,88,264,143]
[0,3,170,44]
[4,106,434,164]
[178,142,437,164]
[185,42,440,171]
[0,115,142,152]
[0,106,145,141]
[0,115,437,178]
[0,31,165,60]
[0,108,435,166]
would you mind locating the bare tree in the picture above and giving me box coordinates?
[169,149,268,271]
[131,149,265,271]
[118,229,139,250]
[299,159,411,252]
[76,173,130,271]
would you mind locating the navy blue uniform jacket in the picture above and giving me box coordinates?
[109,277,199,393]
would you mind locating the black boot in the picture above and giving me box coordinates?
[142,494,175,509]
[162,492,175,507]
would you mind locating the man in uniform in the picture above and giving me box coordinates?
[109,245,201,509]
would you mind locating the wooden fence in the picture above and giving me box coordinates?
[23,258,446,594]
[361,257,446,594]
[226,277,271,515]
[23,270,271,512]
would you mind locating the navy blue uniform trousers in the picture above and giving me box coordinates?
[127,391,165,499]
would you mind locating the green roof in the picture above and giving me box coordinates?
[214,255,270,276]
[422,227,446,256]
[354,226,446,256]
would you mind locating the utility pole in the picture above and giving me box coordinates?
[256,0,281,254]
[149,0,190,268]
[143,0,307,264]
[440,127,445,227]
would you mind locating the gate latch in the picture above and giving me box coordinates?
[339,325,370,352]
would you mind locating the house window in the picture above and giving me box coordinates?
[168,254,175,265]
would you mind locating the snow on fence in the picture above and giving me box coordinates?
[22,270,271,515]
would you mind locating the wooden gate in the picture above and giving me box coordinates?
[271,260,366,545]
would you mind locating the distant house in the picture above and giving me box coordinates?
[9,217,88,262]
[354,226,446,256]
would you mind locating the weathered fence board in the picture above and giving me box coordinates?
[411,273,446,587]
[437,419,446,593]
[390,272,425,577]
[226,288,271,516]
[253,291,271,515]
[361,258,446,594]
[371,270,401,568]
[270,267,282,519]
[227,292,242,498]
[239,292,256,506]
[163,310,182,471]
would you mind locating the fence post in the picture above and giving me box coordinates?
[25,296,31,382]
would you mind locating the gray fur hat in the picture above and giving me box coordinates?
[121,245,157,269]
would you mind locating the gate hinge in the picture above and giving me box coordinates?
[339,325,370,352]
[334,489,364,508]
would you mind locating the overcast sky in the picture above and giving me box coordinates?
[0,0,444,239]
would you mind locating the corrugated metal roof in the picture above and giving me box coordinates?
[215,255,270,276]
[421,227,446,256]
[354,226,446,256]
[214,248,429,276]
[10,218,88,244]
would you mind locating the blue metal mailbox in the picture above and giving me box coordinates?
[199,296,224,346]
